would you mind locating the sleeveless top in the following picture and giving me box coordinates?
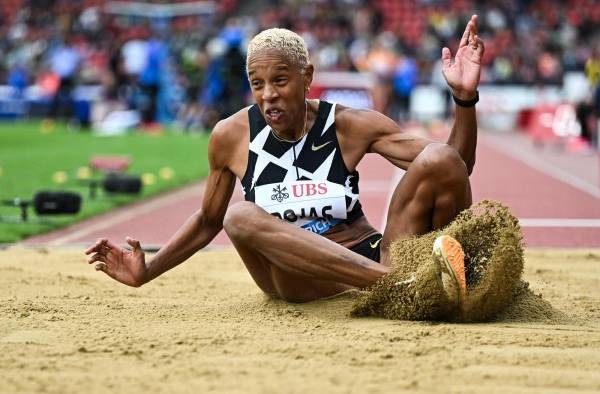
[241,100,366,235]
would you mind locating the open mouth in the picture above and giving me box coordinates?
[265,108,284,123]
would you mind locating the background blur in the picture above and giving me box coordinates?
[0,0,597,142]
[0,0,599,244]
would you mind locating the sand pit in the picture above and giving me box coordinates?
[1,247,599,393]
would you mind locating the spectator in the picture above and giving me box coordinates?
[139,35,167,126]
[121,33,148,110]
[390,55,418,123]
[7,64,29,99]
[585,47,600,114]
[584,47,600,146]
[365,33,398,115]
[216,27,249,119]
[176,43,208,132]
[46,36,81,121]
[431,59,452,119]
[0,0,597,136]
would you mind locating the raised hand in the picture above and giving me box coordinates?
[442,15,485,100]
[85,237,147,287]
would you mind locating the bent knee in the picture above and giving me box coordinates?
[223,201,260,235]
[223,201,278,242]
[414,143,468,180]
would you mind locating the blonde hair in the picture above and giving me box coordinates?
[246,28,309,74]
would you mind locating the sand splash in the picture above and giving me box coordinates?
[351,200,551,322]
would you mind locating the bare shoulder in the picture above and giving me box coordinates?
[210,107,250,148]
[208,107,251,173]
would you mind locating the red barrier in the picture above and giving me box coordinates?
[90,155,131,173]
[526,103,581,143]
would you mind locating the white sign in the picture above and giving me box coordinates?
[254,180,347,227]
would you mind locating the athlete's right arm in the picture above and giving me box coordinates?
[141,120,237,284]
[85,119,238,287]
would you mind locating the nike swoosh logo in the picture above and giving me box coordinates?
[311,141,332,151]
[370,237,383,249]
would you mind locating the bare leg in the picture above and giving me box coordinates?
[223,202,389,303]
[380,143,472,265]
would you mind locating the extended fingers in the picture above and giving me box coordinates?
[469,16,479,47]
[85,238,123,259]
[88,253,107,265]
[84,238,105,255]
[126,237,142,253]
[459,22,470,47]
[441,47,452,68]
[460,15,478,48]
[472,36,485,62]
[84,238,108,255]
[475,36,485,54]
[471,15,478,34]
[104,239,122,253]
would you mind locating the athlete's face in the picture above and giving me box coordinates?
[247,50,313,136]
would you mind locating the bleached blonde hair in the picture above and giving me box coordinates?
[246,28,310,74]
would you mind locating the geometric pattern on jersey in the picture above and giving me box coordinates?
[241,100,364,223]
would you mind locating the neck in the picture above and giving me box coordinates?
[271,100,308,143]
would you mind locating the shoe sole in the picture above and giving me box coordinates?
[433,235,467,303]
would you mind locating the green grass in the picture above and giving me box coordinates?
[0,121,210,243]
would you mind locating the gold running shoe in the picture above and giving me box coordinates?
[432,235,467,306]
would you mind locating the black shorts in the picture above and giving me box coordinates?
[349,233,382,263]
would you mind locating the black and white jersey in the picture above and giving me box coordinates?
[241,100,364,235]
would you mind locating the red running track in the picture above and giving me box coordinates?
[23,133,600,249]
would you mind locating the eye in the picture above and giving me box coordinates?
[251,80,263,89]
[275,77,287,85]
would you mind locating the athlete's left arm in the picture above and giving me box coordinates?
[442,15,485,175]
[337,106,433,171]
[339,16,483,173]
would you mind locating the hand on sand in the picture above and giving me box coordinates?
[85,237,147,287]
[441,14,485,100]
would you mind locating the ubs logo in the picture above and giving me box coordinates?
[271,185,289,202]
[292,182,327,197]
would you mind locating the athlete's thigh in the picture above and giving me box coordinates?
[224,201,383,302]
[230,232,353,303]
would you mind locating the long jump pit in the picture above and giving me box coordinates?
[2,216,600,392]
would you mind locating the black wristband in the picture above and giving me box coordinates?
[452,90,479,107]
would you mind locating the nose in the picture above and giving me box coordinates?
[262,83,279,101]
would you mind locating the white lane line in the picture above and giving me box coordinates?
[519,218,600,228]
[481,137,600,199]
[45,183,205,246]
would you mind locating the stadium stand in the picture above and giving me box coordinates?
[0,0,597,147]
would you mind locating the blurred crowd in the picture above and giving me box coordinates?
[0,0,598,133]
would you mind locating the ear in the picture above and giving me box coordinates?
[303,63,314,92]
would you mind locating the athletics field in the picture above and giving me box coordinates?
[0,127,598,392]
[1,247,599,393]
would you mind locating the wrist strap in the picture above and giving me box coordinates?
[452,91,479,107]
